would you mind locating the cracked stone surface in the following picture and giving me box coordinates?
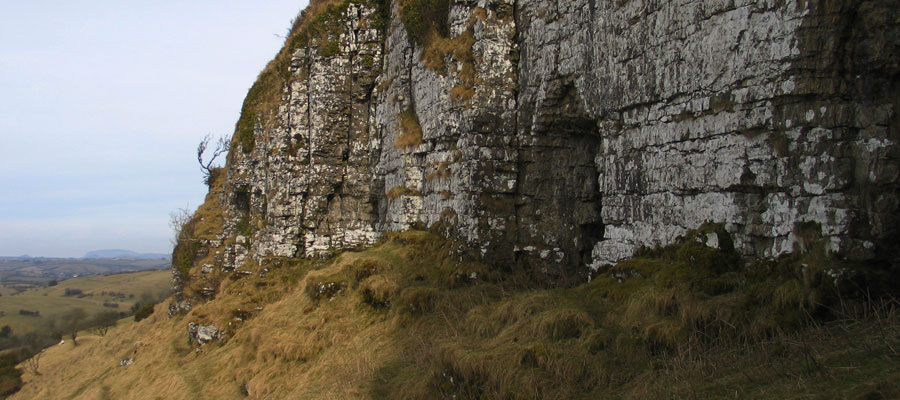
[197,0,897,280]
[188,322,224,346]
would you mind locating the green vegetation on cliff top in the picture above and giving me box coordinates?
[232,0,463,154]
[399,0,452,45]
[233,0,388,154]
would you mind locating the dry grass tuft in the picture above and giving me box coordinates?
[450,84,475,102]
[395,110,423,150]
[419,27,478,105]
[422,29,475,73]
[360,275,399,308]
[425,161,452,182]
[376,76,395,94]
[386,186,421,199]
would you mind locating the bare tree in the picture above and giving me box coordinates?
[197,134,229,185]
[21,332,47,376]
[169,206,193,246]
[23,350,42,376]
[60,308,87,346]
[90,311,121,337]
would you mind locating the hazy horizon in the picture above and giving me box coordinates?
[1,248,170,259]
[0,1,310,257]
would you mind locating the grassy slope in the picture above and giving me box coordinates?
[16,5,897,397]
[0,270,172,335]
[12,231,900,399]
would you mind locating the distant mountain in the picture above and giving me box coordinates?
[83,249,171,260]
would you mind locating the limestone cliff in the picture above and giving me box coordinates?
[181,0,899,299]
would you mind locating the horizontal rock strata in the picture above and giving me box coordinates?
[201,0,898,278]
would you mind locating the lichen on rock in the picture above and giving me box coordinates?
[176,0,898,298]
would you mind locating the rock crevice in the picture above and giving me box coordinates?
[194,0,897,281]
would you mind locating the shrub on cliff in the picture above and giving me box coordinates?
[170,207,199,279]
[399,0,452,44]
[133,302,156,322]
[395,109,423,149]
[90,311,121,336]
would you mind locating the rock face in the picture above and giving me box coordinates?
[199,0,898,281]
[188,322,223,346]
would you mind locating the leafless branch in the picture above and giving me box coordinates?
[24,350,42,375]
[169,206,193,245]
[197,133,230,178]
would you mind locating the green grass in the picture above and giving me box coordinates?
[0,270,172,335]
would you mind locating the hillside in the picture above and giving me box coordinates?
[0,258,169,289]
[0,270,173,336]
[82,250,170,260]
[10,0,900,398]
[11,231,900,399]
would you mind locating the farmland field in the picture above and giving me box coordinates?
[0,269,173,335]
[0,257,169,286]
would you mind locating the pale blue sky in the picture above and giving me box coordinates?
[0,1,309,257]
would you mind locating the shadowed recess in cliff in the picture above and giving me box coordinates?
[513,79,603,279]
[793,0,900,263]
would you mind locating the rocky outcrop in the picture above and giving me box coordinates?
[570,0,900,267]
[188,322,224,346]
[191,0,898,286]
